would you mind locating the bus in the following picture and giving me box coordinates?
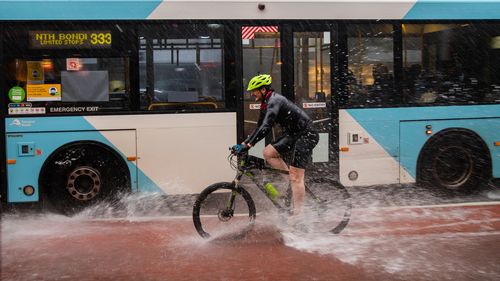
[1,0,500,213]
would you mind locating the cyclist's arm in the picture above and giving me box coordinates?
[243,111,265,146]
[245,101,278,146]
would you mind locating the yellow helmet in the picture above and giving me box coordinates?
[247,74,272,91]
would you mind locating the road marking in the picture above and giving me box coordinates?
[359,201,500,211]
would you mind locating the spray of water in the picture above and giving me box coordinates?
[278,200,500,281]
[2,183,499,280]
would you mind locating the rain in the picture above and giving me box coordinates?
[1,4,500,281]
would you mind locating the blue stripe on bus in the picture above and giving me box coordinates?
[404,0,500,20]
[5,116,163,203]
[0,0,162,20]
[347,104,500,180]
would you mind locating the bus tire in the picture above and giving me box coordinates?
[417,130,490,195]
[40,141,131,215]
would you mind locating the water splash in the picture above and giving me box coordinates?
[280,205,500,280]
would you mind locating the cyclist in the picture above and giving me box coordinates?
[234,74,319,219]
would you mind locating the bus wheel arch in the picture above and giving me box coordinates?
[39,141,131,214]
[416,128,491,195]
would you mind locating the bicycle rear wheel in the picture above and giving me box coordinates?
[193,182,256,239]
[303,178,352,234]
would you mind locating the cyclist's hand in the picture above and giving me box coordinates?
[232,144,249,155]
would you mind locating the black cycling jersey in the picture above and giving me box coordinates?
[245,91,313,146]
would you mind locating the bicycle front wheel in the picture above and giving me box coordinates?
[193,182,256,239]
[303,178,352,234]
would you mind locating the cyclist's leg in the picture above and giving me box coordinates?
[262,144,288,171]
[290,130,319,216]
[265,134,296,171]
[289,166,305,215]
[263,144,290,203]
[264,136,295,197]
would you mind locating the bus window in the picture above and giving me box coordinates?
[346,24,395,107]
[5,57,130,113]
[402,23,500,105]
[139,24,224,111]
[3,25,131,114]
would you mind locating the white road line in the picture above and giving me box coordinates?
[359,201,500,211]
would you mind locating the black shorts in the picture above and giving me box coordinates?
[272,129,319,169]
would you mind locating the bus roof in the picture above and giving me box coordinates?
[0,0,499,20]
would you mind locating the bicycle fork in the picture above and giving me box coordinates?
[222,174,244,219]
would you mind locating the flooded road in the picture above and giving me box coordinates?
[2,200,500,281]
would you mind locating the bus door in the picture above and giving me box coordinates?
[241,25,281,157]
[291,25,338,178]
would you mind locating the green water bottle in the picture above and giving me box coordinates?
[264,183,279,199]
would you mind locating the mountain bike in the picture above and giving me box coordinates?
[192,148,352,239]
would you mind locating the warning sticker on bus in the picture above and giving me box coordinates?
[302,102,326,109]
[249,104,261,110]
[27,84,61,101]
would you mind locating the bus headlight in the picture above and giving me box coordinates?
[23,185,35,196]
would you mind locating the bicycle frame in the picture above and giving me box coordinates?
[229,152,322,212]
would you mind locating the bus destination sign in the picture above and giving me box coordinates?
[29,31,112,49]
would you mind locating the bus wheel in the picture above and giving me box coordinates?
[418,132,490,195]
[40,142,131,214]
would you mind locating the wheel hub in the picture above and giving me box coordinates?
[66,166,101,201]
[433,146,473,189]
[218,209,233,222]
